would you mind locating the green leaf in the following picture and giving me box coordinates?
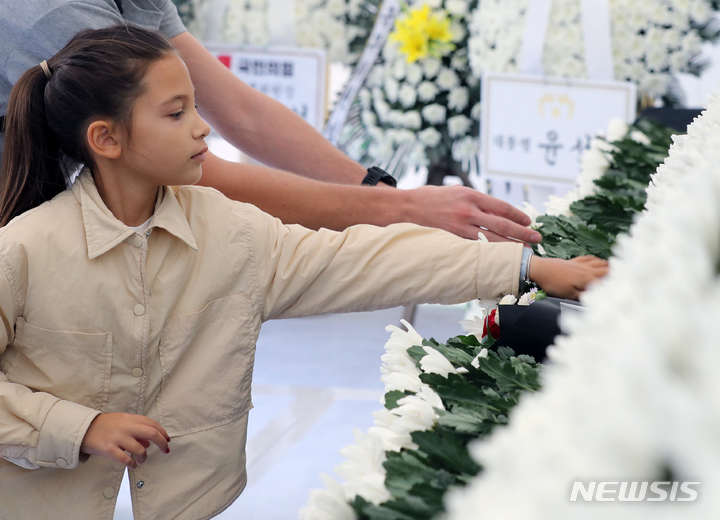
[384,390,408,410]
[478,352,541,393]
[411,429,481,476]
[406,344,426,364]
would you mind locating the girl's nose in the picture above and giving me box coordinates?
[194,116,211,140]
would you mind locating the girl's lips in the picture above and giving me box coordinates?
[191,147,208,161]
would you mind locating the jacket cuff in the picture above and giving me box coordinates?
[35,400,101,469]
[476,242,524,299]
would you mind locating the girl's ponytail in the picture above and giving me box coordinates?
[0,25,175,226]
[0,64,66,226]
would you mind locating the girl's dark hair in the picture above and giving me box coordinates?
[0,25,175,225]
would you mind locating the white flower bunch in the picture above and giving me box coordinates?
[299,320,446,518]
[349,0,481,172]
[445,93,720,518]
[216,0,374,63]
[468,0,718,100]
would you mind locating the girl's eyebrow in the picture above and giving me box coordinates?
[160,89,197,106]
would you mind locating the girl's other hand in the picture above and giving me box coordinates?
[529,255,609,300]
[80,413,171,469]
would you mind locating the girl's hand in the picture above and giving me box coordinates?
[529,255,609,300]
[80,413,171,469]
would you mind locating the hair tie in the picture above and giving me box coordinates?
[40,60,52,80]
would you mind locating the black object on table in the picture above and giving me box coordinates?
[494,297,578,363]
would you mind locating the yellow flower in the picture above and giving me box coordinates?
[389,4,456,64]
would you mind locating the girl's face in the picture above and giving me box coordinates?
[120,53,211,187]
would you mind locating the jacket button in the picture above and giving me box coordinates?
[136,480,145,489]
[133,304,145,316]
[55,457,68,468]
[133,235,143,248]
[103,487,115,499]
[131,368,144,378]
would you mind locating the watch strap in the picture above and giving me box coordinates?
[362,166,397,187]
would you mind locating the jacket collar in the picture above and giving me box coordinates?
[71,169,199,259]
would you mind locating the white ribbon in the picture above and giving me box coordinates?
[323,0,401,144]
[267,0,298,46]
[520,0,614,80]
[520,0,553,75]
[579,0,614,80]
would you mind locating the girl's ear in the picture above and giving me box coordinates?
[86,120,122,160]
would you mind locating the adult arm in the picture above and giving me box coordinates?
[198,153,539,240]
[173,32,541,243]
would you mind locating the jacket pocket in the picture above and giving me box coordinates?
[4,319,113,411]
[157,292,257,437]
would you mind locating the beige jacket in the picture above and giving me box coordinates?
[0,170,522,519]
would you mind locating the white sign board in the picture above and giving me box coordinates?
[205,45,327,130]
[481,73,636,183]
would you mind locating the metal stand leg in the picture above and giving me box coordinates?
[401,304,417,327]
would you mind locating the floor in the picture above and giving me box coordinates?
[113,304,467,520]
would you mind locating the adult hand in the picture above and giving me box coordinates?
[403,185,542,243]
[80,413,170,468]
[529,255,609,300]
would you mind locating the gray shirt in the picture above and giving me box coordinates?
[0,0,187,161]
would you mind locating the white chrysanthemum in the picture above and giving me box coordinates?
[418,127,443,147]
[398,83,418,108]
[402,111,422,130]
[499,294,518,305]
[446,0,469,15]
[447,115,472,138]
[452,136,479,162]
[437,67,460,90]
[405,63,424,85]
[417,81,440,102]
[298,474,356,520]
[448,87,470,111]
[470,102,482,120]
[422,104,447,124]
[421,57,443,78]
[335,429,392,505]
[460,314,485,339]
[630,130,652,145]
[384,77,400,103]
[470,348,489,368]
[420,346,459,377]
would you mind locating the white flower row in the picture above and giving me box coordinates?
[469,0,716,99]
[299,320,453,519]
[445,91,720,519]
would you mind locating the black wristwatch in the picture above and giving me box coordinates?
[361,166,397,187]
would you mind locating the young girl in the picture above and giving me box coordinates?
[0,26,606,519]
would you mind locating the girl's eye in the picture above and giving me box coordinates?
[170,110,184,119]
